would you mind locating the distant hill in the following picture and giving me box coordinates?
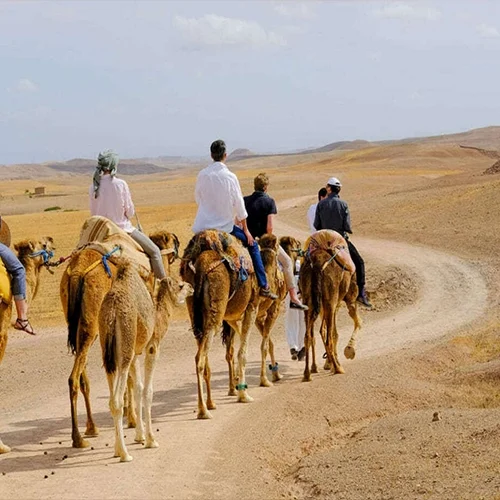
[46,158,167,175]
[304,139,372,154]
[227,148,256,161]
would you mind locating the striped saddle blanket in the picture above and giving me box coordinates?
[77,216,151,273]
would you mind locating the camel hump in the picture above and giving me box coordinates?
[305,230,356,274]
[181,230,254,275]
[76,216,151,274]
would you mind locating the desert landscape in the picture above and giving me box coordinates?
[0,126,499,499]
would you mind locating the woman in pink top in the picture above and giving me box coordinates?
[89,150,166,279]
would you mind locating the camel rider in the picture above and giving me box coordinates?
[244,173,308,310]
[314,177,372,308]
[192,140,278,300]
[307,188,327,234]
[89,150,167,280]
[0,243,36,335]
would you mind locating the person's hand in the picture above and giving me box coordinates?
[245,230,255,246]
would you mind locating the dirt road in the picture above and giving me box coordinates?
[0,220,489,499]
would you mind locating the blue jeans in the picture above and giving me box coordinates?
[230,226,268,289]
[0,243,27,300]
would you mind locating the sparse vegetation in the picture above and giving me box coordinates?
[44,206,61,212]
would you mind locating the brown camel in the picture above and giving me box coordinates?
[180,230,260,419]
[299,236,362,382]
[254,234,287,387]
[0,236,56,454]
[100,262,192,462]
[60,228,179,448]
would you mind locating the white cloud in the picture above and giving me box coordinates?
[273,2,316,20]
[374,3,441,22]
[477,23,500,38]
[16,78,39,92]
[173,14,286,49]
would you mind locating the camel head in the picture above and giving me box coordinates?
[157,276,193,307]
[14,236,56,268]
[149,231,180,265]
[258,233,279,251]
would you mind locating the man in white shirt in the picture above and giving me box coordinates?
[307,187,327,234]
[192,140,277,299]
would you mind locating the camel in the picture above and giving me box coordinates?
[0,236,56,454]
[60,227,179,448]
[254,234,287,387]
[180,230,260,419]
[100,262,192,462]
[299,232,362,382]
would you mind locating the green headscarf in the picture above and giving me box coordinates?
[93,150,119,198]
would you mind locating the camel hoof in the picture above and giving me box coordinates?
[260,378,273,387]
[84,427,99,438]
[323,361,331,371]
[120,454,133,463]
[134,434,145,444]
[272,372,283,382]
[228,389,237,397]
[72,438,90,449]
[335,366,345,375]
[145,439,159,449]
[302,373,312,382]
[0,444,11,454]
[197,410,213,420]
[207,401,217,410]
[344,346,356,360]
[311,364,318,374]
[237,392,254,403]
[127,420,137,429]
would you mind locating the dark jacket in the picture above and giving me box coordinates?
[314,193,352,236]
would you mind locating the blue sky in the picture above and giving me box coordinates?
[0,0,499,164]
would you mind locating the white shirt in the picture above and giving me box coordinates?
[307,203,317,234]
[192,162,248,233]
[89,175,136,233]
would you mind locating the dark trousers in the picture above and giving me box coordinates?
[347,240,365,294]
[230,226,268,288]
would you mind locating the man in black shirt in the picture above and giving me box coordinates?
[244,173,307,310]
[314,177,372,308]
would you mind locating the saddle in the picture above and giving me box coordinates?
[76,216,151,274]
[0,259,12,305]
[180,230,254,277]
[304,229,356,274]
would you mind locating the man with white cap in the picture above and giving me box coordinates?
[314,177,372,307]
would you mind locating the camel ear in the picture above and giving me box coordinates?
[29,241,36,251]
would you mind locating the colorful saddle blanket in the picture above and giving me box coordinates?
[76,216,151,274]
[0,259,12,305]
[304,229,356,274]
[180,230,254,276]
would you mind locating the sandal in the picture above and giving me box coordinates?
[14,318,37,336]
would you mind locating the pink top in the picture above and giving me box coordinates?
[89,175,135,233]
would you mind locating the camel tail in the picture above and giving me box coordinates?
[311,260,323,319]
[221,320,232,346]
[67,274,85,355]
[192,270,206,341]
[103,321,117,375]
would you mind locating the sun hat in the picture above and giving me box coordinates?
[327,177,342,187]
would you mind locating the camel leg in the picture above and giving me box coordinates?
[143,341,159,449]
[195,331,214,419]
[0,438,11,454]
[256,314,272,387]
[109,368,132,462]
[344,301,362,360]
[80,368,98,437]
[320,318,332,371]
[311,320,319,374]
[69,353,91,448]
[130,357,145,443]
[235,308,254,403]
[204,357,217,410]
[324,307,344,374]
[268,336,282,383]
[303,311,314,382]
[225,330,237,396]
[125,374,137,428]
[266,305,282,383]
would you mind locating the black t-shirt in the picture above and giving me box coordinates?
[244,191,277,238]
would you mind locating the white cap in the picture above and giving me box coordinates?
[327,177,342,187]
